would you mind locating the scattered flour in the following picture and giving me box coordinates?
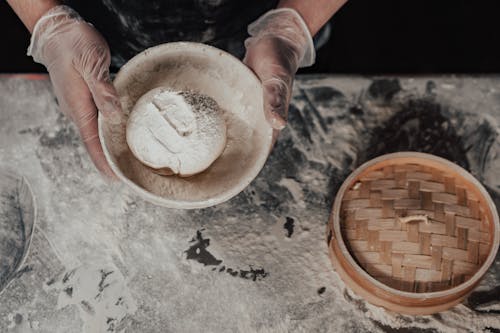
[3,76,500,332]
[46,262,137,333]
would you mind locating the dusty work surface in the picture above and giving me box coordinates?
[0,74,499,332]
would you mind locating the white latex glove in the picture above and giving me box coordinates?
[28,5,120,178]
[244,8,315,131]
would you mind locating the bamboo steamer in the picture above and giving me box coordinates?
[327,152,500,315]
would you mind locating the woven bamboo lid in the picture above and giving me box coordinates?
[327,152,500,314]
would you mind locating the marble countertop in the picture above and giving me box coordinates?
[0,74,499,333]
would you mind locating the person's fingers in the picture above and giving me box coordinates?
[77,109,117,179]
[87,72,122,121]
[262,77,290,130]
[53,71,116,178]
[271,129,280,148]
[244,38,294,130]
[79,43,123,124]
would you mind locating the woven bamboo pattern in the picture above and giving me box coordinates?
[340,163,492,293]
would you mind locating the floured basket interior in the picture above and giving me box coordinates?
[99,42,273,209]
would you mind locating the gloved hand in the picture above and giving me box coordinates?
[28,5,121,178]
[244,8,315,131]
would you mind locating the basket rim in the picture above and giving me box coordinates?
[98,41,273,209]
[331,152,500,298]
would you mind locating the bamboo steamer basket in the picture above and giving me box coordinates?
[327,152,500,315]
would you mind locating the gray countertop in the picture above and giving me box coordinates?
[0,74,499,332]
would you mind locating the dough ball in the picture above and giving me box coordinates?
[126,87,227,176]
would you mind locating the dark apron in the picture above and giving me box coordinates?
[64,0,278,69]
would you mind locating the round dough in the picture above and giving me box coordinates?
[126,87,227,176]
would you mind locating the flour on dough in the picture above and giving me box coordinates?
[126,88,227,176]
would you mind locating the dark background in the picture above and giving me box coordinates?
[2,1,500,74]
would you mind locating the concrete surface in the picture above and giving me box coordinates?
[0,74,499,332]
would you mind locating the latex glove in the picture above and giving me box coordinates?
[27,5,121,178]
[244,8,315,131]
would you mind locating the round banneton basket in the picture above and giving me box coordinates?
[327,152,500,315]
[99,42,273,209]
